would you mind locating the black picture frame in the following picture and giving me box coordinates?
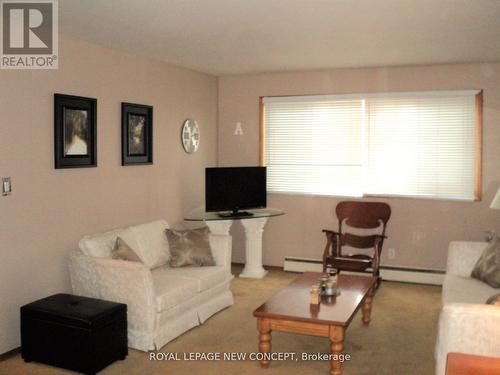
[121,102,153,165]
[54,94,97,169]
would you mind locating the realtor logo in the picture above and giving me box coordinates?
[1,0,58,69]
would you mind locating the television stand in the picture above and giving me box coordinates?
[184,208,285,278]
[217,211,254,218]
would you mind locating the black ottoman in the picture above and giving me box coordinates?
[21,294,127,375]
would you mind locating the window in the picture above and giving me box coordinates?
[261,91,482,201]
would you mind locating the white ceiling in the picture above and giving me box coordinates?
[59,0,500,76]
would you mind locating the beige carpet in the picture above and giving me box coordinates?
[0,266,442,375]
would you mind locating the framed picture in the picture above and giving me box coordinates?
[54,94,97,169]
[121,102,153,165]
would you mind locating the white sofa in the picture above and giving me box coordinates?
[435,241,500,375]
[68,220,234,351]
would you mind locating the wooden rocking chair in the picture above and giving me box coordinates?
[322,201,391,287]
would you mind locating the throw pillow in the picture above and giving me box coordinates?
[131,220,170,269]
[471,238,500,288]
[111,237,143,263]
[165,227,215,267]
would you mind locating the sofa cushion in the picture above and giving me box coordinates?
[152,264,228,297]
[442,274,496,305]
[158,266,229,292]
[79,227,138,258]
[471,238,500,288]
[151,271,200,313]
[131,220,170,269]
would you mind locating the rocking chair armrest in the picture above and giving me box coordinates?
[322,229,340,236]
[322,230,340,259]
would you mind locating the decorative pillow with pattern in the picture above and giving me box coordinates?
[165,227,215,267]
[471,238,500,288]
[111,237,143,263]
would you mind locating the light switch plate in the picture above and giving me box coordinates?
[2,177,12,196]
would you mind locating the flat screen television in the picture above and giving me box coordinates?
[205,166,267,217]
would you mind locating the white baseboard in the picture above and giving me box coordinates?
[283,257,324,273]
[283,257,445,286]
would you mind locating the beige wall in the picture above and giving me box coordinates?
[217,63,500,269]
[0,34,218,354]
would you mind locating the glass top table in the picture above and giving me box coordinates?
[184,208,284,221]
[184,207,284,279]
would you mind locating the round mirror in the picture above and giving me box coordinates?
[181,119,200,153]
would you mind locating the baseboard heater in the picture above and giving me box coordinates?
[283,257,445,286]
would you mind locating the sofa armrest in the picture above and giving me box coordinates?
[209,233,232,269]
[435,303,500,375]
[68,250,101,299]
[447,241,487,277]
[68,250,156,337]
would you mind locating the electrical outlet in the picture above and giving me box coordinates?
[388,248,396,260]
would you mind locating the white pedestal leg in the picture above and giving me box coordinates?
[240,217,269,278]
[205,220,234,279]
[205,220,233,235]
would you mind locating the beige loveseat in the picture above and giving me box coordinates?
[435,241,500,375]
[68,220,234,351]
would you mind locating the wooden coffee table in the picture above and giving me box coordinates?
[253,272,376,375]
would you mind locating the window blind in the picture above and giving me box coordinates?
[264,97,364,196]
[263,91,480,200]
[364,94,476,200]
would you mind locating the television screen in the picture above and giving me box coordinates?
[205,167,267,214]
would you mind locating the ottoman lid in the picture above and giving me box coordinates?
[21,294,126,329]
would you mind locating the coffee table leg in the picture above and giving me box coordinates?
[362,288,374,325]
[257,318,272,368]
[329,325,345,375]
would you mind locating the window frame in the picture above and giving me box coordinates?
[259,90,483,201]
